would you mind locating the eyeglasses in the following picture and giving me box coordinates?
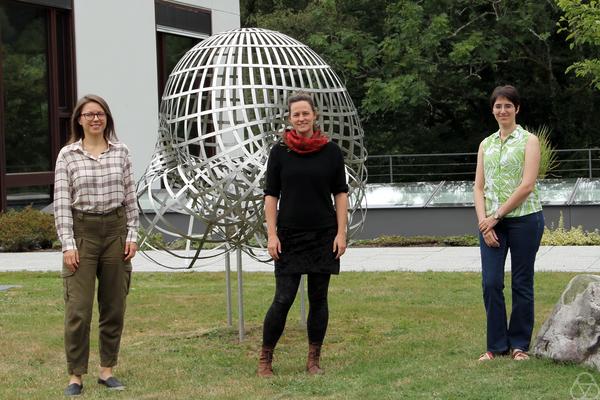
[81,112,106,121]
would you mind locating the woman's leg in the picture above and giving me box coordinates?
[96,211,132,382]
[480,226,510,354]
[262,274,302,347]
[97,235,131,376]
[64,215,102,379]
[306,273,331,344]
[63,258,97,377]
[507,211,544,351]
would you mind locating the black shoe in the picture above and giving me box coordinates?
[64,383,83,396]
[97,376,125,390]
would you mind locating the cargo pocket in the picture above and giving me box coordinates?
[120,236,133,272]
[125,271,132,296]
[63,277,70,302]
[60,238,82,278]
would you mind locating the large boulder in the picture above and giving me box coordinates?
[533,274,600,370]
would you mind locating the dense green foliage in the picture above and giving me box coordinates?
[557,0,600,90]
[0,207,56,251]
[241,0,600,155]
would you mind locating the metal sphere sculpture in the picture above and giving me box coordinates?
[137,27,367,268]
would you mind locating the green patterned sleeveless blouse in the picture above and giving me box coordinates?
[481,125,542,218]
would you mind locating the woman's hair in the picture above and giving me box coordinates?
[68,94,117,144]
[490,85,520,109]
[287,91,317,112]
[287,91,319,130]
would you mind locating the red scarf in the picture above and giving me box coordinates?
[283,129,329,154]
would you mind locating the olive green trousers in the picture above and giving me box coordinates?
[62,207,132,375]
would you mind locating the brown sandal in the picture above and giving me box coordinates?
[478,351,495,361]
[511,349,529,361]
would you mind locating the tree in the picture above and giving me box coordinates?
[556,0,600,90]
[240,0,600,157]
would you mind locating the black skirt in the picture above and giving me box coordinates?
[274,226,340,276]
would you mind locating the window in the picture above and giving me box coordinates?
[156,32,199,99]
[155,0,211,99]
[0,0,75,210]
[155,1,213,160]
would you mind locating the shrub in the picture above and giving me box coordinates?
[138,227,169,250]
[138,227,226,250]
[0,207,57,251]
[541,213,600,246]
[525,125,559,178]
[351,234,478,247]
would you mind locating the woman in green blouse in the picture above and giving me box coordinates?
[474,85,544,362]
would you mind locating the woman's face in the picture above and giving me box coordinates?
[492,96,518,127]
[289,100,316,137]
[78,101,107,139]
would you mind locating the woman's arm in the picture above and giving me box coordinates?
[333,192,348,259]
[473,143,487,223]
[54,152,79,270]
[122,148,138,261]
[264,195,281,260]
[479,135,541,236]
[474,143,499,247]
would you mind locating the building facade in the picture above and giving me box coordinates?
[0,0,240,210]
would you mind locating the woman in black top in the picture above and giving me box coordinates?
[258,92,349,377]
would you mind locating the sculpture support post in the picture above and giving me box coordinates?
[236,247,245,341]
[225,251,232,327]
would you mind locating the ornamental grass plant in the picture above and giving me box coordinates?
[525,124,560,179]
[0,271,592,399]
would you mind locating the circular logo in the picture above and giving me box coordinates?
[571,372,600,400]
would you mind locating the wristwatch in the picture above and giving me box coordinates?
[493,211,502,221]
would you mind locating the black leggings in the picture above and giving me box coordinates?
[262,273,331,348]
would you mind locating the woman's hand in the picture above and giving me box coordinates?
[267,234,281,261]
[333,232,347,259]
[124,241,138,262]
[482,228,500,248]
[63,249,80,272]
[478,216,499,235]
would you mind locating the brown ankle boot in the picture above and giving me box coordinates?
[306,343,324,375]
[257,345,274,377]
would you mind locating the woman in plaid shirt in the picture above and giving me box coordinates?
[54,94,139,396]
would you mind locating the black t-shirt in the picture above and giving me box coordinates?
[264,141,349,230]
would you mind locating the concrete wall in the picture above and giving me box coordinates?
[353,205,600,239]
[73,0,240,180]
[141,205,600,241]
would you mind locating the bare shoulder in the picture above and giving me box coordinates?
[528,133,539,142]
[526,133,540,146]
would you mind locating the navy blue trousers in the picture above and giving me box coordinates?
[479,211,544,353]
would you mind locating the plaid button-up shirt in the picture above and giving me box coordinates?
[53,139,139,251]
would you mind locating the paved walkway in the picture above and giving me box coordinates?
[0,246,598,273]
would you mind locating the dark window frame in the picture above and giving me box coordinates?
[155,1,214,183]
[155,1,211,100]
[0,0,76,210]
[155,0,211,38]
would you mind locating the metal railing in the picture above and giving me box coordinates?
[366,148,600,184]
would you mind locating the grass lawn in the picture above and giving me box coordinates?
[0,271,595,399]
